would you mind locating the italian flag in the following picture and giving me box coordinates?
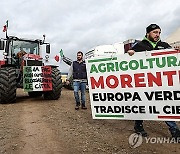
[23,66,52,92]
[3,20,8,32]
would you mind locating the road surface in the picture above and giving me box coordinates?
[0,88,180,154]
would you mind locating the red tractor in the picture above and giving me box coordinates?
[0,35,62,103]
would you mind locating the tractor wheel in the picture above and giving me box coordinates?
[0,67,17,104]
[28,91,42,97]
[44,67,62,100]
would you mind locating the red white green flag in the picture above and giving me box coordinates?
[3,20,8,32]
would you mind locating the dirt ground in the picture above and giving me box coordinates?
[0,88,180,154]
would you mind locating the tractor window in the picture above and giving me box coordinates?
[11,40,39,56]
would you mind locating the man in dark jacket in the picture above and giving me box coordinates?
[67,51,87,110]
[127,24,180,140]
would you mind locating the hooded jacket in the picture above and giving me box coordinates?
[132,38,171,52]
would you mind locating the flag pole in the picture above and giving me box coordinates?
[6,28,8,38]
[6,20,8,38]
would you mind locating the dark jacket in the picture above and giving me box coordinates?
[72,61,87,80]
[132,39,171,52]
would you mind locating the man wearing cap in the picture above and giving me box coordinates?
[127,24,180,140]
[128,24,171,55]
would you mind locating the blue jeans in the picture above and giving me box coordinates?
[73,81,86,106]
[165,121,179,132]
[135,120,179,132]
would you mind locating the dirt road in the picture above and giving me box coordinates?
[0,88,180,154]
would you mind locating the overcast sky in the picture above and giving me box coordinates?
[0,0,180,72]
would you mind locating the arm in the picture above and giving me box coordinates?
[127,50,135,56]
[127,41,148,56]
[127,41,141,56]
[66,63,73,83]
[164,42,172,49]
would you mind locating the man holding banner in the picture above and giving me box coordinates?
[128,24,180,139]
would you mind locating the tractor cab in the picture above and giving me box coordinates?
[0,36,50,68]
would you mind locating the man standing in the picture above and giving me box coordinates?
[127,24,180,140]
[67,51,87,110]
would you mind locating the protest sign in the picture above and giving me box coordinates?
[86,49,180,121]
[23,66,52,92]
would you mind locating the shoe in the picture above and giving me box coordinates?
[81,105,87,109]
[75,105,79,110]
[134,125,148,137]
[170,128,180,143]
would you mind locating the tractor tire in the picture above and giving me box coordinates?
[0,67,17,104]
[28,91,43,97]
[43,67,62,100]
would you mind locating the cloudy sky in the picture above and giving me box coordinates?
[0,0,180,72]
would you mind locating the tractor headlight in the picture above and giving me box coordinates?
[45,55,49,61]
[3,52,8,56]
